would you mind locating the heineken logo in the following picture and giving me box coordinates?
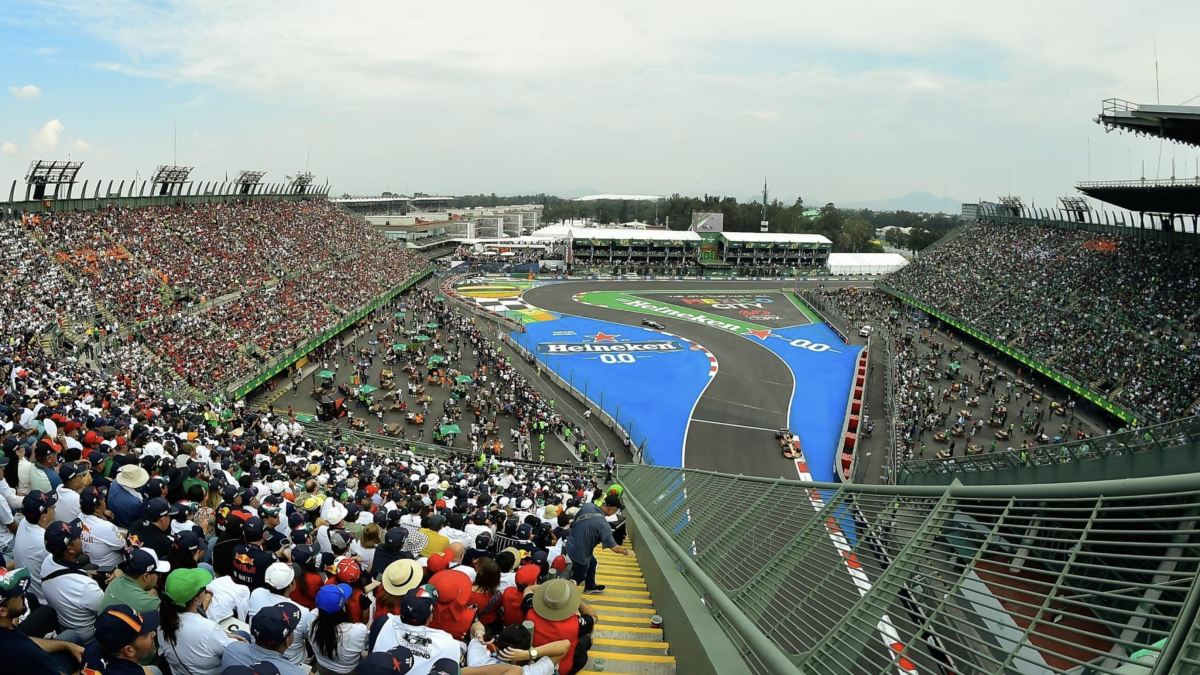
[538,340,683,354]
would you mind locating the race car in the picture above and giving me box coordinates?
[641,319,664,330]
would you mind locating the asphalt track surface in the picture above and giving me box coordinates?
[525,280,845,478]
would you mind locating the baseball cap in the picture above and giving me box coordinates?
[21,490,56,520]
[426,514,446,530]
[94,605,158,652]
[80,486,105,513]
[222,485,239,502]
[399,585,438,624]
[123,547,170,576]
[473,532,492,550]
[242,517,265,541]
[358,646,416,675]
[164,568,214,607]
[516,523,533,539]
[315,583,354,614]
[328,529,352,553]
[0,567,30,600]
[264,562,295,591]
[383,527,408,550]
[44,520,82,557]
[144,498,170,520]
[251,603,302,648]
[335,558,362,584]
[515,563,540,587]
[287,512,305,529]
[603,493,624,510]
[259,504,281,519]
[429,658,460,675]
[174,530,202,555]
[426,548,453,574]
[57,462,86,484]
[35,439,60,458]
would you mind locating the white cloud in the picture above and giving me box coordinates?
[71,139,92,152]
[739,110,779,122]
[9,85,42,99]
[30,119,65,152]
[0,142,18,156]
[34,47,60,56]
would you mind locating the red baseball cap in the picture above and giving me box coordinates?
[550,556,567,573]
[515,563,540,587]
[335,558,362,584]
[427,548,453,574]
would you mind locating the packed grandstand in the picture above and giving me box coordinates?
[4,145,1200,675]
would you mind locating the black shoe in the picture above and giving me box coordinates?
[584,585,606,595]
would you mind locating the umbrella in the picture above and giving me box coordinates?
[358,384,379,394]
[368,340,378,345]
[434,297,445,303]
[295,414,315,423]
[394,311,406,318]
[358,361,371,367]
[392,344,407,352]
[317,370,335,379]
[948,362,961,371]
[439,424,461,435]
[455,375,473,384]
[414,335,431,342]
[428,355,445,365]
[426,322,439,329]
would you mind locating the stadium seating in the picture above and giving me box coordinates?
[15,200,426,391]
[886,222,1200,422]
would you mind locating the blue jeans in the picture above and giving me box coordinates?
[569,556,598,590]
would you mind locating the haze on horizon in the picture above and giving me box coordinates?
[4,0,1200,208]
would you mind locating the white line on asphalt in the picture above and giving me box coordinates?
[689,419,778,432]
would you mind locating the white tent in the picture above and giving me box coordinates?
[827,252,909,275]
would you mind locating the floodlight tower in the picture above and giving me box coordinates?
[760,178,769,232]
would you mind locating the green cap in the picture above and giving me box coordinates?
[164,568,214,607]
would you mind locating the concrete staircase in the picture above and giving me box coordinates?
[581,534,676,675]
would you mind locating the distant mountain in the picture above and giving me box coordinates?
[840,191,962,214]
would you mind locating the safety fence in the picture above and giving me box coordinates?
[900,413,1200,482]
[875,281,1140,425]
[438,273,528,334]
[225,267,433,400]
[617,463,1200,675]
[794,288,851,344]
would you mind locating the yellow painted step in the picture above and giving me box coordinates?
[595,625,662,635]
[593,637,670,650]
[595,560,641,569]
[585,651,676,664]
[593,569,642,579]
[583,595,654,605]
[594,579,647,589]
[585,604,657,614]
[596,613,655,625]
[593,588,650,597]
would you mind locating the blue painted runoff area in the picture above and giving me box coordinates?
[508,315,712,467]
[749,322,862,484]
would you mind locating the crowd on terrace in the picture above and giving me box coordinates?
[886,222,1200,423]
[13,200,427,393]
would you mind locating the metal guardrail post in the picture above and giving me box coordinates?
[623,487,806,675]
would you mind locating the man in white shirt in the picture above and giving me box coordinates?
[41,519,104,641]
[79,486,127,572]
[13,490,56,603]
[247,563,313,668]
[54,462,90,524]
[369,587,463,675]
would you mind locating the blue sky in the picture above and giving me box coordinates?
[4,1,1200,206]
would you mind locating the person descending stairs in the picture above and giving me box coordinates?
[580,533,676,675]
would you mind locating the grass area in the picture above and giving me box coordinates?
[784,290,822,324]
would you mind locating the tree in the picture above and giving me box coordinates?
[883,227,908,249]
[907,227,941,253]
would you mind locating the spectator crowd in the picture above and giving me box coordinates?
[887,222,1200,423]
[15,201,428,393]
[0,332,630,675]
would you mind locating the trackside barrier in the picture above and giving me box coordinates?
[498,332,644,464]
[876,281,1140,425]
[616,463,1200,675]
[840,336,870,482]
[794,287,852,344]
[226,267,434,400]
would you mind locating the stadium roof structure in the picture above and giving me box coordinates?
[1076,178,1200,215]
[565,226,700,241]
[620,464,1200,675]
[1096,98,1200,147]
[721,231,833,244]
[573,193,665,202]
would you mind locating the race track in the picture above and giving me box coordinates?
[522,280,859,479]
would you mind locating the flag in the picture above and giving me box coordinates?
[134,170,141,182]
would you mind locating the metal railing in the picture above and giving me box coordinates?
[618,463,1200,675]
[900,414,1200,479]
